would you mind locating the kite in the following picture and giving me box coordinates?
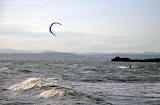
[49,22,62,36]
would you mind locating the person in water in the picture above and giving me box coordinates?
[128,65,132,69]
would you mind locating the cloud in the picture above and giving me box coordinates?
[0,23,160,53]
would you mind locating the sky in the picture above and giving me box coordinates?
[0,0,160,53]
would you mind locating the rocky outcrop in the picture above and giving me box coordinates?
[111,57,160,62]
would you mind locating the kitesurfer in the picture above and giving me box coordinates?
[128,65,132,69]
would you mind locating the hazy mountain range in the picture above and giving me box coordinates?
[0,49,57,54]
[0,49,160,60]
[0,48,160,55]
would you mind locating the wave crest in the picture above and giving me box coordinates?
[8,77,53,91]
[40,88,68,98]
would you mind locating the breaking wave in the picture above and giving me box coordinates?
[8,77,53,91]
[40,88,68,98]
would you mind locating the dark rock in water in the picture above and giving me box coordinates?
[111,56,160,62]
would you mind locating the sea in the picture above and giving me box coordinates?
[0,53,160,105]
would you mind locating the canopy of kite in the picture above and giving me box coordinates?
[49,22,62,36]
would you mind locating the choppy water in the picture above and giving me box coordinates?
[0,55,160,105]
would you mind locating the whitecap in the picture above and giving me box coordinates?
[39,88,67,98]
[2,67,8,70]
[118,66,128,69]
[8,77,53,91]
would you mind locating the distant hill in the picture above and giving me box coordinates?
[0,49,58,53]
[0,49,160,59]
[78,52,160,59]
[0,49,30,53]
[81,52,160,56]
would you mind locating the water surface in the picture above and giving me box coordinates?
[0,54,160,105]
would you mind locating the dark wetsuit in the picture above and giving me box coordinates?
[129,65,132,69]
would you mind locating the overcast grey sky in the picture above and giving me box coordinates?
[0,0,160,53]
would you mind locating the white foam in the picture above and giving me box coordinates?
[40,88,67,98]
[118,66,128,69]
[0,66,9,70]
[2,67,8,70]
[8,77,53,91]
